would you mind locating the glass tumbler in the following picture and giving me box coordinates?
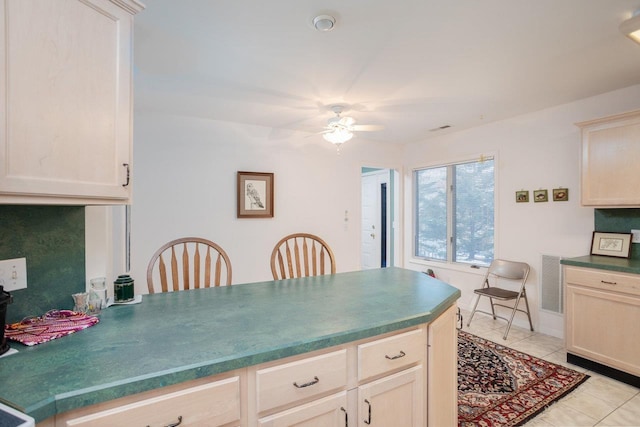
[90,277,108,310]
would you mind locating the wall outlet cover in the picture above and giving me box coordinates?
[632,230,640,244]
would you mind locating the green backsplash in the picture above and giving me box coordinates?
[595,208,640,259]
[0,205,85,323]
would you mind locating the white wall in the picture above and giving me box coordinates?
[128,112,402,287]
[402,84,640,337]
[99,84,640,338]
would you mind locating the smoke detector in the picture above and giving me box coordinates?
[313,15,335,32]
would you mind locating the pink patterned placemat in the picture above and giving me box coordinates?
[5,310,99,346]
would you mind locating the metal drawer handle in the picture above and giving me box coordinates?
[293,376,319,388]
[146,415,182,427]
[601,280,617,285]
[364,399,372,424]
[385,350,406,360]
[340,406,349,427]
[122,163,130,187]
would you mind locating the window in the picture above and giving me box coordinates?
[414,158,494,266]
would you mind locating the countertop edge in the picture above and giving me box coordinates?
[560,255,640,274]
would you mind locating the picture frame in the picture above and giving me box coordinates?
[515,190,529,203]
[552,188,569,202]
[533,189,548,203]
[590,232,632,258]
[237,171,274,218]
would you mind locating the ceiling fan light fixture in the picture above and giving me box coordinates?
[620,10,640,44]
[313,15,335,32]
[323,128,353,145]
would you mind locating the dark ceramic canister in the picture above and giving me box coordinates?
[114,274,135,302]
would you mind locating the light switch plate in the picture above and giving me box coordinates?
[632,229,640,244]
[0,257,27,291]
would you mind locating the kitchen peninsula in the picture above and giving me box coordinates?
[1,268,460,426]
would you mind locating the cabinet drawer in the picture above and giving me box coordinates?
[565,266,640,297]
[257,391,348,427]
[256,349,348,413]
[358,328,425,382]
[62,376,240,426]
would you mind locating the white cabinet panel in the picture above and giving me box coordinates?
[0,0,142,204]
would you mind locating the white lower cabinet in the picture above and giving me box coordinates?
[251,324,431,427]
[357,366,423,427]
[565,266,640,376]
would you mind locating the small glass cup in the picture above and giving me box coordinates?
[72,292,89,313]
[90,277,108,310]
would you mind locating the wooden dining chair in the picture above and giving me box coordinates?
[270,233,336,280]
[146,237,232,294]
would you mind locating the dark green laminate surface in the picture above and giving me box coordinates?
[561,255,640,274]
[0,267,460,422]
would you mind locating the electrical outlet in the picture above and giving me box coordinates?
[632,230,640,244]
[0,257,27,291]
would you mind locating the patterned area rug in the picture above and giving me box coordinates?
[458,330,589,426]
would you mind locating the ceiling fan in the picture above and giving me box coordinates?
[321,105,383,147]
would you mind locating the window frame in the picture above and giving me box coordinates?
[412,155,496,266]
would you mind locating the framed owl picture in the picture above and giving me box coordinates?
[237,171,274,218]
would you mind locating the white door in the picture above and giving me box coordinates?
[361,170,388,270]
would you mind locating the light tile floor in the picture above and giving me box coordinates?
[460,309,640,426]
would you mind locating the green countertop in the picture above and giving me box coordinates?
[0,267,460,422]
[561,255,640,274]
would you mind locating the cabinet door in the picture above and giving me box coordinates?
[578,110,640,206]
[427,304,458,427]
[357,366,424,427]
[0,0,140,204]
[566,284,640,376]
[258,392,348,427]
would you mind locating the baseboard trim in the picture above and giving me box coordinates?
[567,353,639,388]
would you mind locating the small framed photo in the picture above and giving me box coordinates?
[515,190,529,203]
[237,171,274,218]
[553,188,569,202]
[533,189,548,203]
[590,232,632,258]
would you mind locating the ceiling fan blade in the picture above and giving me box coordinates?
[352,124,384,131]
[305,129,334,137]
[340,116,356,127]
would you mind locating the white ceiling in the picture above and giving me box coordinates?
[133,0,640,144]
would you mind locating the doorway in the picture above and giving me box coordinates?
[361,168,397,269]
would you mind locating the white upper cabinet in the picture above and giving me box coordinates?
[0,0,144,204]
[577,110,640,207]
